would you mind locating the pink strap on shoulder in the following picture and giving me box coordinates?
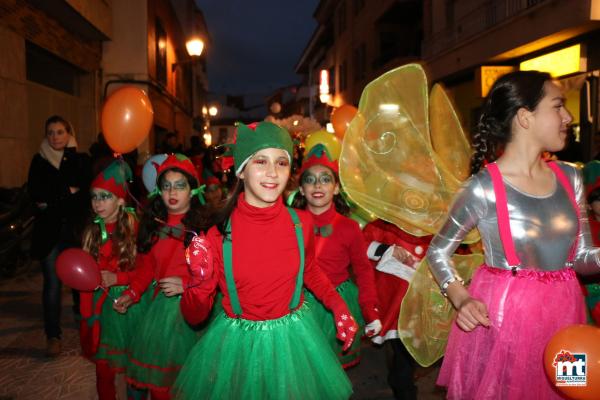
[486,163,521,267]
[547,161,580,262]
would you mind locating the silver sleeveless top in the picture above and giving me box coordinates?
[427,162,600,288]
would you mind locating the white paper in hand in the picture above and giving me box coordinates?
[375,246,416,282]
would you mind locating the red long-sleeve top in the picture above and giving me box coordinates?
[92,222,136,285]
[125,213,191,302]
[98,222,121,273]
[81,222,133,318]
[309,204,379,322]
[180,193,349,324]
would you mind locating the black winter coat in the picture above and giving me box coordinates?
[27,147,91,259]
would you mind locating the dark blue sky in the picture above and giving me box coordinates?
[196,0,319,95]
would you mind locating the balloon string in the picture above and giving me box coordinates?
[97,286,117,303]
[114,155,199,238]
[114,155,145,211]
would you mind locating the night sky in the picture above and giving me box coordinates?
[195,0,319,95]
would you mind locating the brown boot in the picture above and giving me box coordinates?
[46,337,61,358]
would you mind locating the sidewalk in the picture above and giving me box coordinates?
[0,263,98,399]
[0,263,443,399]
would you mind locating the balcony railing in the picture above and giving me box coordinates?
[424,0,548,58]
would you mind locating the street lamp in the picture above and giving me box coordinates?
[172,36,206,141]
[171,37,205,71]
[208,106,218,117]
[186,37,204,57]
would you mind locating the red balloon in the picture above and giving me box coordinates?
[101,86,154,154]
[544,324,600,400]
[330,104,358,139]
[56,249,101,291]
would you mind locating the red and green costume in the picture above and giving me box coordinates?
[79,222,147,363]
[121,154,207,397]
[305,203,379,368]
[174,193,353,399]
[79,160,149,399]
[122,212,203,395]
[173,123,355,399]
[299,143,380,368]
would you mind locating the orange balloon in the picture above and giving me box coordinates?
[544,324,600,400]
[101,86,154,154]
[331,104,358,139]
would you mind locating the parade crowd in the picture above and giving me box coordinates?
[26,66,600,400]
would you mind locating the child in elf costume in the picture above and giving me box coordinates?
[113,154,207,400]
[202,170,225,210]
[173,122,357,399]
[293,143,381,368]
[80,160,148,399]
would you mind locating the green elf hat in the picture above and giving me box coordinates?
[223,121,294,175]
[92,160,137,243]
[584,160,600,196]
[91,160,132,199]
[299,143,339,176]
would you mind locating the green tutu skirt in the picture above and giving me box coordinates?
[304,280,365,368]
[126,291,203,391]
[203,289,224,326]
[94,286,151,371]
[172,304,353,400]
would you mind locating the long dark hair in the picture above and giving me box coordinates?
[470,70,551,175]
[292,170,350,216]
[211,179,244,237]
[137,168,209,253]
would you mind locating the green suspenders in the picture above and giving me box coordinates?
[223,207,305,317]
[287,208,305,310]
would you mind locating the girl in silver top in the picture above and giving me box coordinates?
[427,71,599,399]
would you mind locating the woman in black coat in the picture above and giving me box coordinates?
[27,115,91,357]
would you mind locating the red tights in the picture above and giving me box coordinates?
[97,360,159,399]
[149,389,171,400]
[96,360,116,400]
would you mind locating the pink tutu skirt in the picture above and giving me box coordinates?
[438,265,586,400]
